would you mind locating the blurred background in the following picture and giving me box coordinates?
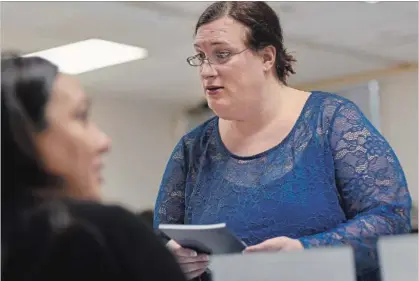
[1,1,417,227]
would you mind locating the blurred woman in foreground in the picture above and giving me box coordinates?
[1,53,187,281]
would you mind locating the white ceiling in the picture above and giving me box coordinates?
[1,1,418,108]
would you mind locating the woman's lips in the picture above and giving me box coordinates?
[206,87,224,96]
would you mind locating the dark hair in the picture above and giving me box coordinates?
[194,1,296,84]
[1,53,61,202]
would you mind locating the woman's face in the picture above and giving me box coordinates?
[193,17,276,120]
[35,74,111,200]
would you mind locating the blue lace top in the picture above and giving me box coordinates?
[154,91,412,280]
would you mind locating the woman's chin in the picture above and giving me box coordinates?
[208,101,237,120]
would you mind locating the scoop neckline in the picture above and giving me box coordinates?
[214,91,317,161]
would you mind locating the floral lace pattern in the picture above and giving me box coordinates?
[154,91,412,281]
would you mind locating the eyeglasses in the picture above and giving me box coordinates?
[186,48,248,67]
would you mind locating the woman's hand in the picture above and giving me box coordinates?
[167,240,210,280]
[243,236,304,253]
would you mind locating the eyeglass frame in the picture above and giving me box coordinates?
[186,48,249,67]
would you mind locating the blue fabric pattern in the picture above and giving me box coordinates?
[154,91,412,281]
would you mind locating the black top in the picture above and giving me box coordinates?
[1,197,187,281]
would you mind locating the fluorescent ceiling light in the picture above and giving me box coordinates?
[23,39,148,75]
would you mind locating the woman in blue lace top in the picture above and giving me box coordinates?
[154,2,412,281]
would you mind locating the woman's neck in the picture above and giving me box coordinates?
[224,85,312,141]
[228,83,292,136]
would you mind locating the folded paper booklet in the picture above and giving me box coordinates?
[159,223,247,255]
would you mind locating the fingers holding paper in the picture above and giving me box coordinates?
[167,240,199,257]
[243,236,304,253]
[180,260,209,280]
[167,240,210,280]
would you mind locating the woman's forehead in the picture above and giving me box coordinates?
[194,17,247,47]
[51,74,86,105]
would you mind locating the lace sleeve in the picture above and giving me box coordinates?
[298,100,412,277]
[153,139,187,229]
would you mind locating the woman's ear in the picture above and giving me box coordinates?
[260,45,276,72]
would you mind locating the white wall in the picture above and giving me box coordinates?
[91,97,181,212]
[378,71,418,209]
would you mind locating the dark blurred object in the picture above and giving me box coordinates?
[136,210,172,244]
[137,209,154,227]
